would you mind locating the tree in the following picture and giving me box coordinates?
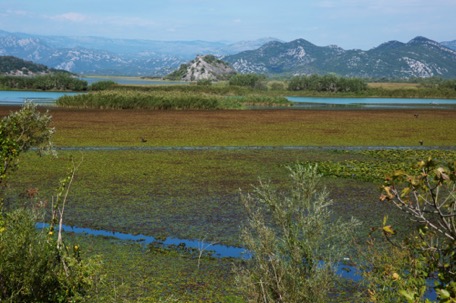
[287,74,367,93]
[236,164,361,303]
[0,102,55,198]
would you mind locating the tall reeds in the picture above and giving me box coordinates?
[56,89,290,109]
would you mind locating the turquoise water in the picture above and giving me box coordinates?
[0,90,82,105]
[287,96,456,109]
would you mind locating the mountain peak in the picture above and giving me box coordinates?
[373,40,405,50]
[407,36,437,45]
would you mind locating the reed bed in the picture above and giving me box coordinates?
[56,89,290,109]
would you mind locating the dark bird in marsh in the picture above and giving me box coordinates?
[140,137,147,143]
[414,114,419,118]
[419,140,424,146]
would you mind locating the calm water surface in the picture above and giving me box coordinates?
[0,90,82,105]
[287,96,456,109]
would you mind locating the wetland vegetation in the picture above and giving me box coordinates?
[0,77,455,302]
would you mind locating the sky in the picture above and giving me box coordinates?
[1,0,455,50]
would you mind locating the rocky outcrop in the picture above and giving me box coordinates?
[165,55,236,81]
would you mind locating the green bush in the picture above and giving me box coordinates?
[0,208,103,302]
[236,164,361,302]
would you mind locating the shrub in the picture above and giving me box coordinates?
[363,157,456,302]
[0,207,103,302]
[236,164,361,302]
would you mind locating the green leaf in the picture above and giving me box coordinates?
[437,288,450,299]
[399,289,416,302]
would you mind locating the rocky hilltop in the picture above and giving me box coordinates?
[165,55,236,81]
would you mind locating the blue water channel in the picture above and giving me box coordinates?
[36,222,362,281]
[0,90,82,105]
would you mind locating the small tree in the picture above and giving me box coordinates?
[0,102,55,203]
[236,164,361,303]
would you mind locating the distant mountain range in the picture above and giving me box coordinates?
[1,30,455,79]
[223,37,456,79]
[0,30,278,76]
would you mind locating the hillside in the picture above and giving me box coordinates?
[165,55,236,81]
[0,55,56,75]
[223,36,456,79]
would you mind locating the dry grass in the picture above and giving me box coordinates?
[368,82,420,90]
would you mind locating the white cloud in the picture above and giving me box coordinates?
[51,12,87,22]
[5,9,30,16]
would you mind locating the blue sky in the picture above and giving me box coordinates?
[1,0,455,50]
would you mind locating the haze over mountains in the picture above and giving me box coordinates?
[1,30,455,79]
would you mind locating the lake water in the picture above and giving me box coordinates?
[287,96,456,109]
[0,90,82,106]
[2,90,455,110]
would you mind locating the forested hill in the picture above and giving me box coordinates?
[0,56,66,75]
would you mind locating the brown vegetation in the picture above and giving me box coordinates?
[0,106,453,147]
